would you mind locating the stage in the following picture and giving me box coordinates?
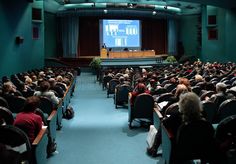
[100,55,171,68]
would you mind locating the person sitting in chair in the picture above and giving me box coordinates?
[34,81,60,106]
[14,96,43,143]
[147,92,210,157]
[130,83,150,107]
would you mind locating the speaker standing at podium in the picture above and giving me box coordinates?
[100,43,108,58]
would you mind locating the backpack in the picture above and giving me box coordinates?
[63,106,74,119]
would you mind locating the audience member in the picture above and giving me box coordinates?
[34,81,60,106]
[130,83,150,106]
[14,96,43,143]
[147,92,207,157]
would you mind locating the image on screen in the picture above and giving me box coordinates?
[102,19,140,48]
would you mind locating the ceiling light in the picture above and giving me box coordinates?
[104,9,108,14]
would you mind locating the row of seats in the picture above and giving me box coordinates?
[0,67,77,164]
[99,62,236,163]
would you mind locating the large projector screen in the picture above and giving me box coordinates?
[101,19,141,49]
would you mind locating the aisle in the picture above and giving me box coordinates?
[47,72,159,164]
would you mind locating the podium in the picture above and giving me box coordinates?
[100,48,107,58]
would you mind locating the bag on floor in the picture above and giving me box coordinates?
[146,125,158,148]
[63,106,75,119]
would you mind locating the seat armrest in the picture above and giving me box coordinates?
[32,126,48,164]
[32,126,48,146]
[154,108,163,119]
[47,110,57,122]
[153,108,163,129]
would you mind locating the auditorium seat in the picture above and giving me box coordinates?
[0,125,48,164]
[107,79,119,98]
[0,96,9,108]
[128,93,154,129]
[0,106,14,125]
[217,99,236,123]
[215,115,236,163]
[202,100,218,123]
[161,120,217,163]
[114,84,130,109]
[156,93,174,103]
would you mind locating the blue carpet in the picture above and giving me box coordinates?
[46,72,161,164]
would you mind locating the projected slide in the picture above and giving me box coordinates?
[102,19,140,48]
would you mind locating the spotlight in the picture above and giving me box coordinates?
[152,11,157,15]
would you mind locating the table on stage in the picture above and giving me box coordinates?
[100,50,155,58]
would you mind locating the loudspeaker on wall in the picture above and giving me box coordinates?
[16,36,24,44]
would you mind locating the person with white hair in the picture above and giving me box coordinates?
[147,92,209,157]
[209,82,233,108]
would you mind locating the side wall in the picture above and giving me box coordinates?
[201,6,236,62]
[179,15,199,58]
[44,12,57,58]
[0,0,44,77]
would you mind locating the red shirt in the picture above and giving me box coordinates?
[14,112,42,143]
[130,90,151,106]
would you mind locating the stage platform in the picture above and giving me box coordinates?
[100,56,171,68]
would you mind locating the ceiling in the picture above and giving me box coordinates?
[45,0,236,16]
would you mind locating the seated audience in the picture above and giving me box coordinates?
[209,82,233,107]
[147,92,207,157]
[1,81,22,99]
[48,78,65,98]
[161,84,189,114]
[34,81,60,106]
[14,96,43,143]
[130,83,150,107]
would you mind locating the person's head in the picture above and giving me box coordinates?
[175,84,188,98]
[216,82,227,93]
[195,74,203,82]
[38,71,45,78]
[56,75,63,82]
[48,78,56,87]
[25,77,32,85]
[119,76,125,83]
[178,77,191,91]
[179,92,202,123]
[23,96,40,112]
[137,83,146,93]
[2,82,15,93]
[39,81,50,92]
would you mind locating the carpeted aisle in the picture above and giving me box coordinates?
[46,72,160,164]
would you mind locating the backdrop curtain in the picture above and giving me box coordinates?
[60,16,79,58]
[168,19,178,56]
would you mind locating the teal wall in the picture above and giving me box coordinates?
[179,15,200,57]
[0,0,44,78]
[201,6,236,62]
[225,9,236,62]
[44,12,57,58]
